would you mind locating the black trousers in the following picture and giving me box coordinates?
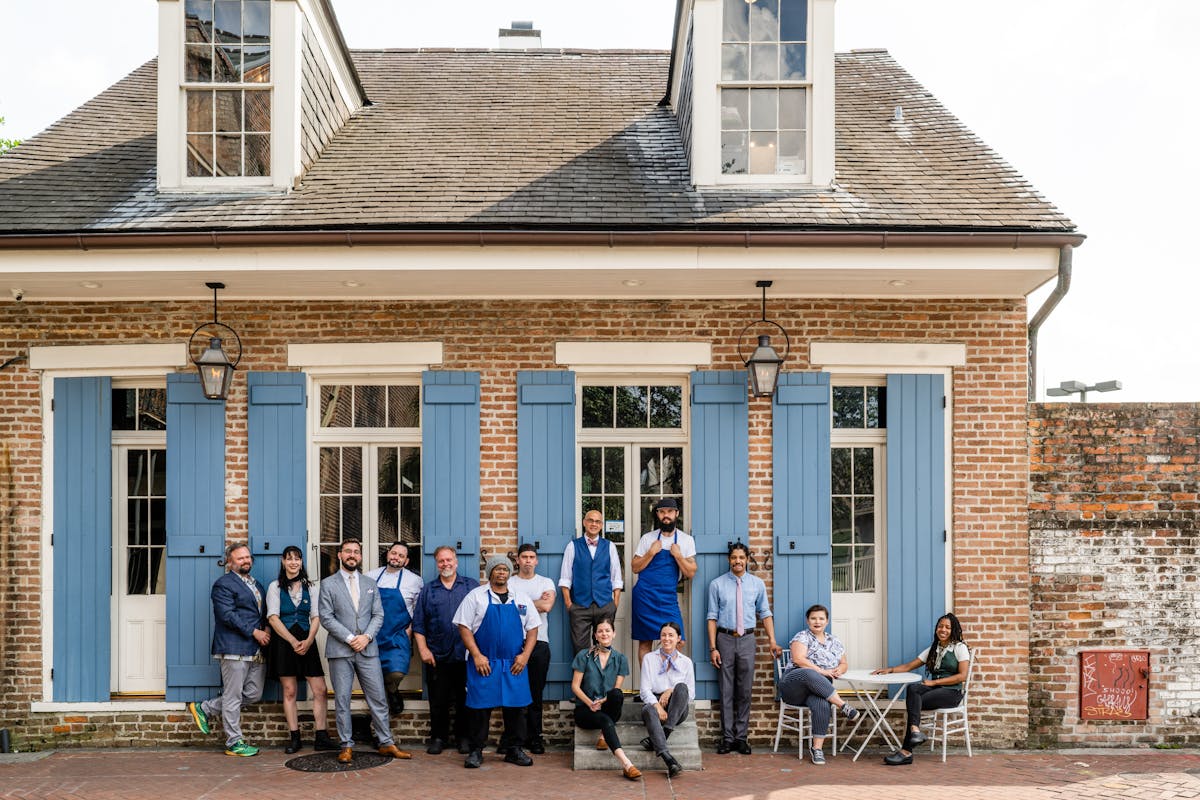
[524,640,551,743]
[902,683,962,750]
[470,705,527,752]
[425,658,468,743]
[573,688,625,751]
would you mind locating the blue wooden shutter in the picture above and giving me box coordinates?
[772,372,832,644]
[689,370,749,701]
[165,373,226,701]
[247,372,306,584]
[516,370,575,700]
[886,373,946,670]
[420,371,481,578]
[52,377,112,701]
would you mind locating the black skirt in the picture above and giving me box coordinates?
[268,624,325,680]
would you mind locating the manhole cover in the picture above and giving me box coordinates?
[285,751,393,773]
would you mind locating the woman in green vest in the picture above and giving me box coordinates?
[873,613,970,765]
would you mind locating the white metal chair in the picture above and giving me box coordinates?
[922,646,978,761]
[772,654,837,757]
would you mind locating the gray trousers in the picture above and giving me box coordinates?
[716,630,756,742]
[201,658,265,747]
[641,682,690,756]
[328,652,394,748]
[568,600,617,655]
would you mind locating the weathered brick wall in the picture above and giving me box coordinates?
[0,296,1029,749]
[1029,403,1200,746]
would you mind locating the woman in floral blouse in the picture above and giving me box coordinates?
[779,604,860,765]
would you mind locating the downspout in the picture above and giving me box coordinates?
[1027,245,1074,400]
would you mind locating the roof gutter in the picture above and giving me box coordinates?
[1026,244,1074,401]
[0,229,1086,251]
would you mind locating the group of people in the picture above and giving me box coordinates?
[185,496,971,773]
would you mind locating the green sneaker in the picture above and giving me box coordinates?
[225,740,259,757]
[187,702,210,735]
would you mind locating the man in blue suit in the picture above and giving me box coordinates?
[187,544,270,757]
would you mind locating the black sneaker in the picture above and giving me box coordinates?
[457,738,473,755]
[842,704,860,720]
[716,739,733,754]
[504,747,533,767]
[464,749,483,769]
[735,739,752,755]
[529,737,546,755]
[426,737,445,755]
[663,753,683,778]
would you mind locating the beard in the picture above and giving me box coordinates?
[658,519,676,533]
[439,567,455,578]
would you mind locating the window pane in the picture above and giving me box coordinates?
[214,0,242,42]
[721,44,748,81]
[615,386,648,428]
[778,131,805,175]
[832,386,864,428]
[854,498,874,544]
[399,447,420,492]
[128,499,148,545]
[216,45,242,82]
[661,448,684,494]
[319,447,340,493]
[150,449,166,496]
[831,447,851,495]
[354,385,386,427]
[749,131,776,174]
[214,134,242,176]
[649,385,682,428]
[581,385,613,428]
[139,389,167,431]
[853,447,874,494]
[187,134,215,177]
[750,43,778,81]
[399,497,421,545]
[582,496,602,515]
[721,131,748,175]
[151,547,167,594]
[378,496,398,543]
[113,389,137,431]
[320,496,340,539]
[244,89,270,132]
[243,46,270,82]
[341,496,362,540]
[378,447,397,494]
[779,88,806,129]
[831,546,851,592]
[186,44,213,82]
[855,545,876,591]
[318,544,339,579]
[722,0,749,40]
[244,135,269,177]
[320,385,353,427]
[581,447,601,493]
[750,88,777,130]
[185,0,214,39]
[128,451,147,496]
[150,499,167,545]
[721,89,748,130]
[603,497,625,533]
[187,91,212,133]
[866,386,886,428]
[341,447,362,493]
[780,43,807,80]
[387,385,420,427]
[780,0,808,41]
[603,447,624,494]
[127,548,149,595]
[831,497,851,544]
[750,0,780,41]
[243,0,270,40]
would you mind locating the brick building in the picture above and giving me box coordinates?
[0,0,1079,749]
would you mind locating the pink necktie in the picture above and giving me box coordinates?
[735,577,744,636]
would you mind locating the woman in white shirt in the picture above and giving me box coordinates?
[873,612,971,765]
[638,622,694,778]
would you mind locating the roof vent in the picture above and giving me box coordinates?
[499,20,542,49]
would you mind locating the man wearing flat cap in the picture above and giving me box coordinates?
[631,498,697,663]
[453,554,539,768]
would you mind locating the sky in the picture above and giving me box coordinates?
[1,1,1197,401]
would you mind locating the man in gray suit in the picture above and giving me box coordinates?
[319,538,412,764]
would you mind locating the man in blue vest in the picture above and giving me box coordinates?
[186,543,270,757]
[558,509,623,655]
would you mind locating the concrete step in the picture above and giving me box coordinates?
[572,708,702,772]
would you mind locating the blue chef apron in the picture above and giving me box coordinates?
[631,530,686,642]
[465,593,532,709]
[376,577,412,675]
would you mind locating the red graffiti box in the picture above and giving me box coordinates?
[1079,650,1149,721]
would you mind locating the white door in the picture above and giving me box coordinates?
[113,446,167,694]
[830,444,884,670]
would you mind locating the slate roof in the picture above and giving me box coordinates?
[0,48,1074,234]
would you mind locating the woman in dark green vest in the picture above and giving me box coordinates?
[873,613,970,765]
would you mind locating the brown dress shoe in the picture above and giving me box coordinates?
[596,735,607,750]
[378,744,413,759]
[337,747,353,764]
[623,764,642,780]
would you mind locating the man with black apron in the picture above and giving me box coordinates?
[630,498,697,663]
[453,555,539,769]
[366,542,424,714]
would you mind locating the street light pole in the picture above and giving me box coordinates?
[1045,379,1122,402]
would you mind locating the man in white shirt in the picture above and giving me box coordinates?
[366,542,425,714]
[559,509,623,654]
[507,542,556,754]
[631,498,697,662]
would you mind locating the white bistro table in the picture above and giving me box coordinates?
[836,669,922,761]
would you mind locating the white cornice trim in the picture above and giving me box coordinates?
[810,342,967,369]
[287,341,443,369]
[28,343,188,371]
[556,342,711,374]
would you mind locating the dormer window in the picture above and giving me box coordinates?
[719,0,808,177]
[183,0,271,179]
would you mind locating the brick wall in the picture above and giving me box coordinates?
[1029,403,1200,746]
[0,296,1029,749]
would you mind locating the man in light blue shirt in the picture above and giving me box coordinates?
[705,542,781,754]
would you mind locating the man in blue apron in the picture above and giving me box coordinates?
[631,498,697,663]
[366,542,425,714]
[453,555,540,769]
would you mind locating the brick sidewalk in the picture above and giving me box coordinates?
[2,748,1198,799]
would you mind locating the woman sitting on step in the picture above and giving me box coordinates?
[638,621,694,778]
[570,618,641,780]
